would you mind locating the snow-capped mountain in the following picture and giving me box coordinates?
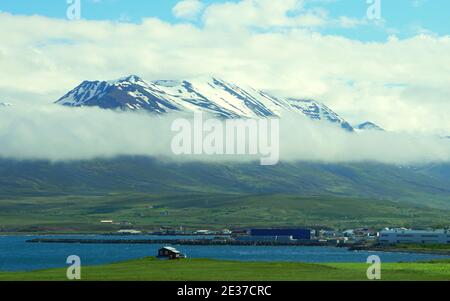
[0,102,12,107]
[56,75,354,131]
[355,121,384,131]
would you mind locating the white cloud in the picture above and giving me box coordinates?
[202,0,305,29]
[0,1,449,135]
[201,1,363,30]
[0,105,174,161]
[0,105,449,163]
[337,16,366,28]
[172,0,204,20]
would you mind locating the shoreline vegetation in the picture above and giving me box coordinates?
[0,257,449,281]
[350,243,450,256]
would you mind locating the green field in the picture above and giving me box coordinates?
[1,193,449,233]
[1,257,449,281]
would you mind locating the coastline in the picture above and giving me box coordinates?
[349,245,450,256]
[3,233,449,256]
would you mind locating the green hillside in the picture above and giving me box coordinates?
[1,157,449,208]
[1,157,449,232]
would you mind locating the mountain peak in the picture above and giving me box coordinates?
[356,121,384,131]
[121,74,143,82]
[109,75,147,85]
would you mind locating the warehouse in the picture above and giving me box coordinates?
[250,228,311,240]
[378,229,450,244]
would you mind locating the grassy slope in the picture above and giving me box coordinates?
[1,158,450,209]
[1,158,449,232]
[1,258,449,281]
[1,193,449,232]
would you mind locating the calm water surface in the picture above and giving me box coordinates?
[0,235,448,272]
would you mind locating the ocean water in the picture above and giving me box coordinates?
[0,235,448,272]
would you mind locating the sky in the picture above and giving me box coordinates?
[0,0,449,139]
[1,0,448,41]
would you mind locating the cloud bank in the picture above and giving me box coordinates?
[0,106,449,164]
[0,0,449,135]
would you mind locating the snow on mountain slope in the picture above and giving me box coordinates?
[0,102,12,107]
[56,75,354,131]
[286,98,354,131]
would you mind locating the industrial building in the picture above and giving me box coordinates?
[236,235,297,243]
[249,228,311,240]
[378,229,450,244]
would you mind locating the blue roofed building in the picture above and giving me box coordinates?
[250,229,311,240]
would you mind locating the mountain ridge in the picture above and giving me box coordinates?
[56,75,356,131]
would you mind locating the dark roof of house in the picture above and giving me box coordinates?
[160,246,181,253]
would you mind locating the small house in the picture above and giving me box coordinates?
[157,246,186,260]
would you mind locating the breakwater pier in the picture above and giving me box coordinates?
[27,237,338,247]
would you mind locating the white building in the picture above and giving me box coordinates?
[117,229,142,234]
[236,235,295,242]
[194,230,214,235]
[378,229,450,244]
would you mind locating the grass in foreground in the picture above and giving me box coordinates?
[0,258,449,281]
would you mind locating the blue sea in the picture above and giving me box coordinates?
[0,235,448,272]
